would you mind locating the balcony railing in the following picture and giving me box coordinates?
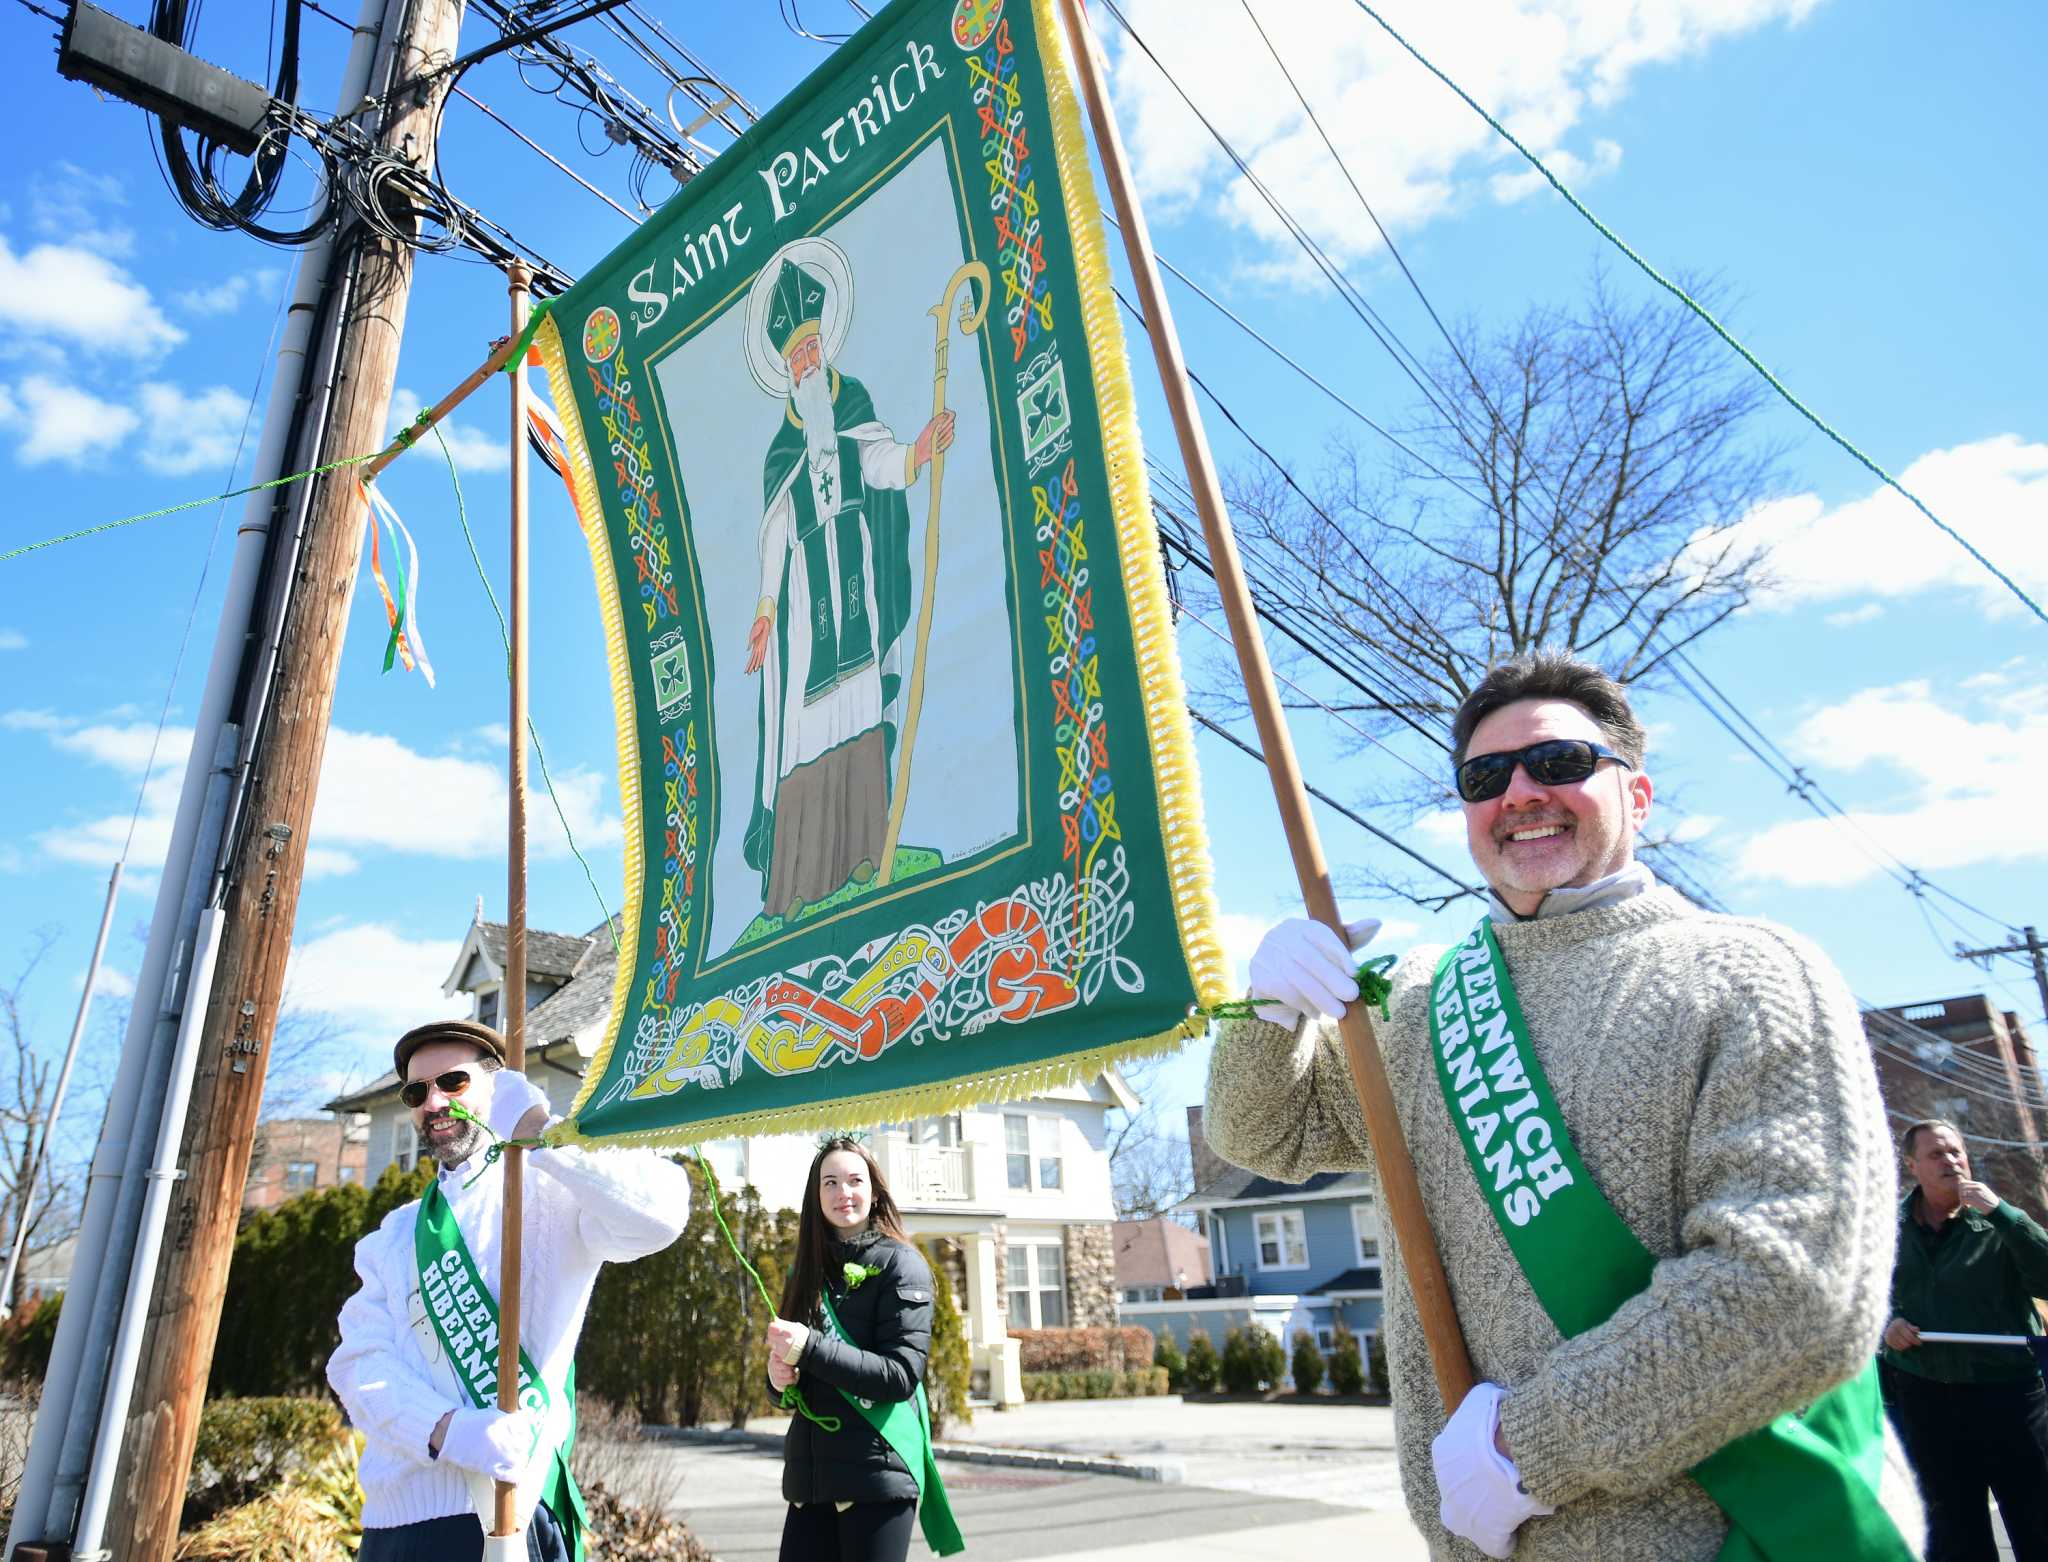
[883,1140,971,1203]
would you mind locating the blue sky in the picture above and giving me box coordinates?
[1,0,2042,1146]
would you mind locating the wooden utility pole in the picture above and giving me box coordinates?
[1957,927,2048,1035]
[1054,0,1476,1410]
[107,3,469,1555]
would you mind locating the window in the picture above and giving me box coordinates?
[1006,1243,1067,1328]
[285,1162,318,1195]
[1315,1325,1335,1352]
[1122,1285,1163,1304]
[337,1166,359,1185]
[476,988,500,1029]
[1254,1210,1307,1271]
[1004,1114,1063,1192]
[1351,1201,1380,1264]
[392,1117,418,1173]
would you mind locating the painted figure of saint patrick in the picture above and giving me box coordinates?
[741,240,955,925]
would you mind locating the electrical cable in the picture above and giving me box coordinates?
[1343,0,2048,631]
[1187,708,1481,908]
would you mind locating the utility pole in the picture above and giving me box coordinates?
[100,3,468,1556]
[1956,927,2048,1039]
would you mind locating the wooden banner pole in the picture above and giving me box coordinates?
[360,330,524,483]
[1053,0,1477,1411]
[495,261,534,1542]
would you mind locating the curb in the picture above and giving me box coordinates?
[646,1424,1183,1484]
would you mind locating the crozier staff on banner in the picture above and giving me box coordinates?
[520,0,1248,1150]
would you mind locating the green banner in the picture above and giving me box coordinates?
[536,0,1225,1147]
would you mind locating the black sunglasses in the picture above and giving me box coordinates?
[400,1069,474,1110]
[1455,738,1633,803]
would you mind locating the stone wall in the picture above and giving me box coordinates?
[1063,1221,1116,1328]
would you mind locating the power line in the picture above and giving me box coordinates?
[1343,0,2047,631]
[1188,708,1480,908]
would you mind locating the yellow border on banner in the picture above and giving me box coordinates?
[539,0,1230,1151]
[1035,0,1230,1015]
[533,312,645,1128]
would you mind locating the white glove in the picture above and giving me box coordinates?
[1246,915,1381,1028]
[1431,1382,1552,1559]
[439,1406,542,1483]
[485,1066,551,1141]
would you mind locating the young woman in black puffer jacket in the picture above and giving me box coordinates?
[765,1136,939,1562]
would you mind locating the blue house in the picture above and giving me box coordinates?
[1119,1110,1383,1370]
[1181,1165,1383,1354]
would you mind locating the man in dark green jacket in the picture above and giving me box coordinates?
[1880,1117,2048,1561]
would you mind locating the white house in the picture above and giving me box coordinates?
[324,904,1139,1404]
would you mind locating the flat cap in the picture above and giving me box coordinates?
[394,1018,508,1079]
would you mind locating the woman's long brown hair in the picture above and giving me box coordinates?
[779,1136,908,1325]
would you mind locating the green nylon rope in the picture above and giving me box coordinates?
[1203,954,1395,1023]
[0,448,385,564]
[1347,0,2046,631]
[692,1149,844,1434]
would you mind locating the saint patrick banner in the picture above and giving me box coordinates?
[533,0,1226,1146]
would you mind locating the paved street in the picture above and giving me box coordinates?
[633,1397,1972,1561]
[652,1439,1429,1561]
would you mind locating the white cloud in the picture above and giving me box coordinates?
[137,381,252,475]
[304,847,361,878]
[309,728,622,862]
[175,269,277,317]
[0,629,24,651]
[1101,0,1817,273]
[1700,435,2048,620]
[1823,604,1883,628]
[0,237,181,356]
[1734,677,2048,889]
[1490,137,1622,203]
[0,375,140,465]
[388,389,508,473]
[30,163,134,257]
[89,965,134,998]
[284,924,469,1037]
[9,713,619,875]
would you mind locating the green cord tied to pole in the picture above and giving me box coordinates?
[444,1099,546,1188]
[692,1149,843,1435]
[1203,953,1397,1024]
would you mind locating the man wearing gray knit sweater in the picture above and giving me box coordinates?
[1205,652,1902,1560]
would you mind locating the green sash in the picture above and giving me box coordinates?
[416,1178,589,1560]
[818,1289,965,1556]
[1427,921,1911,1561]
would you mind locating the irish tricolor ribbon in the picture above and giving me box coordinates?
[527,396,593,532]
[360,478,436,687]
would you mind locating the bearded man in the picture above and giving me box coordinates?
[329,1019,691,1560]
[741,254,954,924]
[1205,651,1909,1559]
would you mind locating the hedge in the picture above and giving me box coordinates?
[1020,1366,1170,1401]
[1007,1325,1154,1373]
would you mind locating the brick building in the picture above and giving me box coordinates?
[1864,994,2048,1227]
[244,1115,369,1211]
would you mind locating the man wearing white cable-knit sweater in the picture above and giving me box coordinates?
[328,1018,691,1561]
[1206,652,1911,1560]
